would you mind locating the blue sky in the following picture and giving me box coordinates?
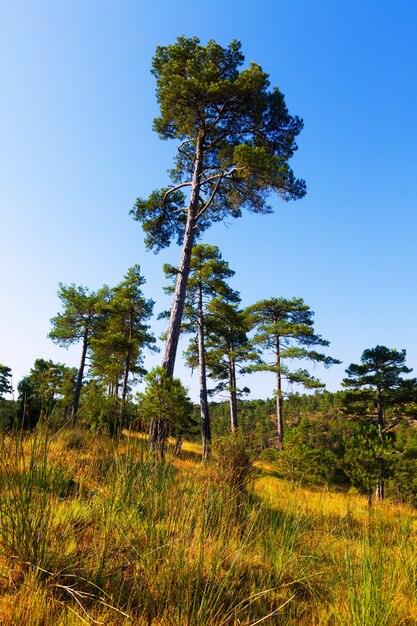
[1,0,416,401]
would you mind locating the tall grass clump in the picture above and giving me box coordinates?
[213,431,255,489]
[0,427,58,575]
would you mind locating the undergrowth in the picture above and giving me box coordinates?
[0,427,416,624]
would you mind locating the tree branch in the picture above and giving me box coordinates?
[199,166,237,187]
[177,138,196,153]
[204,99,236,133]
[195,174,225,220]
[162,181,193,206]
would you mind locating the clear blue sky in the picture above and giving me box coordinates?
[1,0,416,401]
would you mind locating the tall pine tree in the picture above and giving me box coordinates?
[131,37,305,376]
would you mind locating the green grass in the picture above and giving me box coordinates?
[0,428,416,624]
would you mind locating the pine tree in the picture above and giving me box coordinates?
[342,345,415,499]
[137,367,194,457]
[343,346,415,437]
[49,284,109,422]
[204,300,257,432]
[343,422,393,506]
[0,365,13,398]
[247,297,340,449]
[131,37,305,376]
[89,266,156,431]
[17,359,76,427]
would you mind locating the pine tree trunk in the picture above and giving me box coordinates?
[72,329,88,424]
[229,357,238,431]
[376,387,384,500]
[162,134,204,377]
[197,282,211,461]
[119,348,131,434]
[119,316,133,433]
[377,387,383,438]
[149,418,166,458]
[275,335,283,450]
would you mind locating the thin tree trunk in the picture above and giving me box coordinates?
[162,134,204,377]
[149,418,166,458]
[377,387,383,438]
[72,329,88,424]
[197,282,211,461]
[376,386,384,500]
[275,335,283,450]
[229,356,238,432]
[119,349,131,434]
[119,315,133,433]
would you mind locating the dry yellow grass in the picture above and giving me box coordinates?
[0,431,417,625]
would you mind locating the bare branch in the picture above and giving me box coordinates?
[162,181,193,206]
[195,173,225,220]
[171,206,188,214]
[177,138,196,153]
[199,166,237,187]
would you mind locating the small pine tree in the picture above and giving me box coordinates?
[342,423,393,506]
[137,367,195,456]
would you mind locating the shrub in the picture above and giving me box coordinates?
[213,431,254,488]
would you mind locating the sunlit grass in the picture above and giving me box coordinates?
[0,429,416,624]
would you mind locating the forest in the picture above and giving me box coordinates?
[1,35,417,625]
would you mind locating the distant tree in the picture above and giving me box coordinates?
[49,284,109,422]
[90,266,156,431]
[247,297,340,449]
[275,427,319,489]
[343,345,415,500]
[343,346,415,437]
[137,367,195,456]
[163,244,238,459]
[131,36,305,377]
[387,422,417,505]
[0,365,13,398]
[342,423,393,506]
[17,359,76,427]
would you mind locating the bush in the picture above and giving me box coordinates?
[213,432,254,488]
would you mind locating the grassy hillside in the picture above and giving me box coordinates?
[0,429,416,625]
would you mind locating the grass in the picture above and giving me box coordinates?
[0,428,416,624]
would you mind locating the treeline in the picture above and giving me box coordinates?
[209,386,417,505]
[0,246,340,442]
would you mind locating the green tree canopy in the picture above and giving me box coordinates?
[342,345,415,436]
[203,299,257,432]
[0,365,13,398]
[49,283,110,420]
[137,367,195,455]
[89,266,156,413]
[17,358,76,427]
[247,297,340,448]
[131,36,305,375]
